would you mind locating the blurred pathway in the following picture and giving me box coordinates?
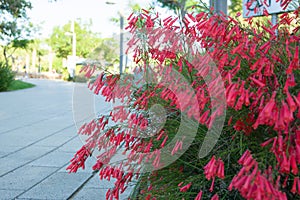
[0,79,129,200]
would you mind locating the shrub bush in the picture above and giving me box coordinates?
[67,6,300,200]
[0,62,15,92]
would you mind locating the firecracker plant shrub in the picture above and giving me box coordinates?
[67,5,300,200]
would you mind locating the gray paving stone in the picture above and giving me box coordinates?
[16,198,61,200]
[0,109,71,135]
[72,182,133,200]
[0,114,74,136]
[11,146,54,161]
[0,152,6,158]
[0,156,25,177]
[0,146,53,177]
[58,136,83,153]
[0,189,24,200]
[0,79,116,199]
[72,173,135,200]
[18,172,91,199]
[72,188,107,200]
[0,121,75,148]
[0,146,29,159]
[0,165,58,190]
[29,150,74,168]
[83,175,114,189]
[35,128,76,147]
[0,115,48,134]
[0,130,39,147]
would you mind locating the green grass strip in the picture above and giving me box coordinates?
[7,80,35,91]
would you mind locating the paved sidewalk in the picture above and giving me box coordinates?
[0,79,129,200]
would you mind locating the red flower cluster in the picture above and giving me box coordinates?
[204,156,225,192]
[229,150,287,199]
[67,4,300,200]
[66,146,90,173]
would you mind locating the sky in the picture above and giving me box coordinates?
[28,0,155,38]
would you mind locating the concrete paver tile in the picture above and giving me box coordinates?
[57,136,83,153]
[71,188,107,200]
[72,180,133,200]
[29,150,74,168]
[0,146,23,158]
[81,175,114,189]
[18,172,91,199]
[0,146,53,177]
[0,189,24,200]
[35,128,76,147]
[0,165,58,190]
[0,79,116,199]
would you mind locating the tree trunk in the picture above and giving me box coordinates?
[3,46,9,67]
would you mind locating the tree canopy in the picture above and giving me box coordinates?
[48,19,101,59]
[229,0,242,16]
[0,0,33,66]
[88,37,118,65]
[0,0,32,41]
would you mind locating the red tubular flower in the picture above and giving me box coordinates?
[204,156,217,180]
[290,154,298,175]
[160,135,168,148]
[178,182,183,187]
[209,177,215,192]
[293,94,300,110]
[217,159,225,179]
[194,190,203,200]
[283,100,293,124]
[92,160,104,171]
[179,182,192,192]
[152,150,161,168]
[171,140,183,155]
[261,138,274,147]
[242,175,252,191]
[253,92,278,129]
[286,91,297,112]
[274,107,285,131]
[145,194,152,200]
[280,152,290,173]
[287,46,299,74]
[66,146,90,173]
[204,156,225,192]
[211,193,219,200]
[262,98,276,118]
[199,110,210,124]
[291,177,299,194]
[238,150,252,166]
